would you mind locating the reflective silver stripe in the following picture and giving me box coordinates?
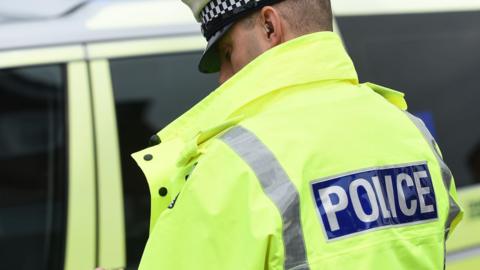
[405,112,461,236]
[221,126,310,270]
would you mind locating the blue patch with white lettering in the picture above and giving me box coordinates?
[311,163,437,240]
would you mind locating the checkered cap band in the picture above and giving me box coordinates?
[199,0,279,41]
[200,0,250,25]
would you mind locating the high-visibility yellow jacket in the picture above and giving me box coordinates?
[132,31,463,270]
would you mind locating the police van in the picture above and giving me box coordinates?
[0,0,478,269]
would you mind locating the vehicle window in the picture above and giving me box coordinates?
[0,64,67,270]
[337,11,480,187]
[109,51,217,268]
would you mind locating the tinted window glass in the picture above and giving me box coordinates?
[110,51,217,268]
[0,65,67,269]
[337,11,480,187]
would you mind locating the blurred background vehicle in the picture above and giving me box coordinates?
[0,0,478,269]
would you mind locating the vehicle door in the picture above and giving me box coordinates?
[0,45,96,270]
[86,34,218,269]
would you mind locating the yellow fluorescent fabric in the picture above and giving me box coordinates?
[132,32,463,269]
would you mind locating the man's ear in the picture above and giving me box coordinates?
[258,6,284,47]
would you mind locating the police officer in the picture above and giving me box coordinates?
[132,0,463,269]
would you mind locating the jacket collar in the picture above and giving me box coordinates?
[159,31,358,142]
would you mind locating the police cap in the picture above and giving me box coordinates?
[182,0,281,73]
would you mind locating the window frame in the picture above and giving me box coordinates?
[87,59,126,269]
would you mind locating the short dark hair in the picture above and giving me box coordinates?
[241,0,333,33]
[276,0,333,33]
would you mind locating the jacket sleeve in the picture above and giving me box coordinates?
[138,139,285,270]
[447,175,464,237]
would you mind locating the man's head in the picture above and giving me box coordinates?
[183,0,333,83]
[217,1,332,83]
